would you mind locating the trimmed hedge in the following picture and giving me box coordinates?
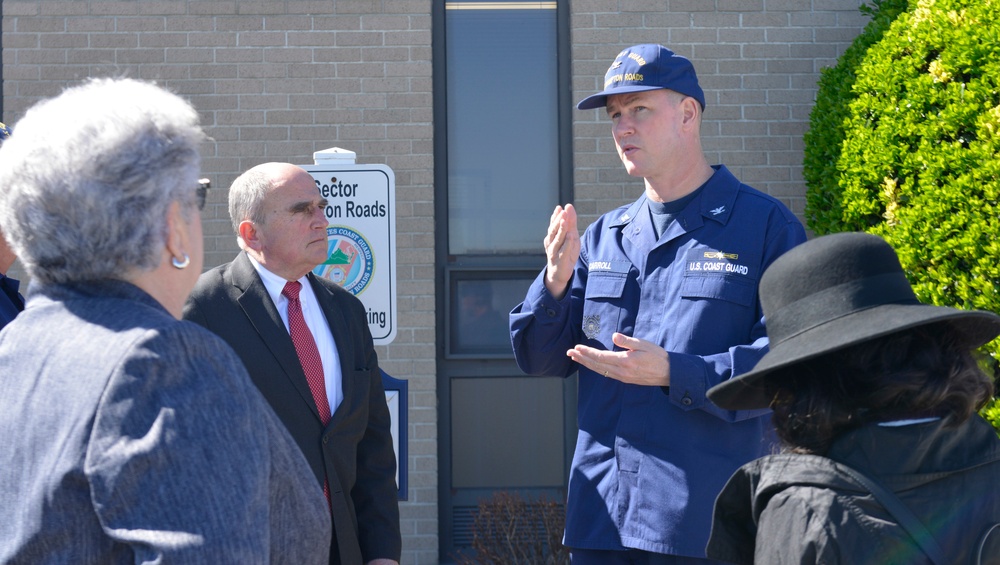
[802,0,1000,429]
[984,401,1000,438]
[803,0,911,232]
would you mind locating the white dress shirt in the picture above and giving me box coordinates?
[249,255,344,416]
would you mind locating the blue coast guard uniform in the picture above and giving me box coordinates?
[510,165,806,557]
[0,122,22,332]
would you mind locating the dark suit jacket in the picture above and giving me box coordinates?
[183,252,401,565]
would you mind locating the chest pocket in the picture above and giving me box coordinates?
[680,247,757,307]
[581,261,631,343]
[584,261,630,300]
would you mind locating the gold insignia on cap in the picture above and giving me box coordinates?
[627,53,647,66]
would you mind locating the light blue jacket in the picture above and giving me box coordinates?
[510,165,807,557]
[0,279,331,563]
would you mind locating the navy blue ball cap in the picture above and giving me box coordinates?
[0,122,10,141]
[576,44,706,111]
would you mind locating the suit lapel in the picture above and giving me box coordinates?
[230,253,324,423]
[307,273,356,425]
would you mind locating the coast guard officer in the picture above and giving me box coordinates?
[510,44,806,563]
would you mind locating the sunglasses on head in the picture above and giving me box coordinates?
[196,178,211,210]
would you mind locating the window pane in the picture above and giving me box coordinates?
[451,376,565,488]
[450,277,531,355]
[446,4,559,254]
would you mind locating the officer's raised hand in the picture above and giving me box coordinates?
[543,203,580,300]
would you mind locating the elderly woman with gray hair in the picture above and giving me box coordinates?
[0,78,331,563]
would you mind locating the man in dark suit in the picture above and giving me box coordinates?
[184,162,401,565]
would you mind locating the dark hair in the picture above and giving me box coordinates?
[766,324,995,455]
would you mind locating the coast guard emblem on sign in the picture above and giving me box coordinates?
[313,226,375,296]
[583,315,601,339]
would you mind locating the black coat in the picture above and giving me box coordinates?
[184,252,401,565]
[707,417,1000,564]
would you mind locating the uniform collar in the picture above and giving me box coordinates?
[696,164,740,225]
[610,164,741,231]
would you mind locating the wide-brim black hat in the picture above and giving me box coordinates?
[707,232,1000,411]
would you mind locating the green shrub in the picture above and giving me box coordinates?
[803,0,910,235]
[983,397,1000,438]
[803,0,1000,430]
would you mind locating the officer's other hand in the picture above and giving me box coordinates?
[567,332,670,387]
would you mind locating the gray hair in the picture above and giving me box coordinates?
[0,77,204,284]
[228,168,271,236]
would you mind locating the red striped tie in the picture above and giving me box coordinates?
[282,281,332,504]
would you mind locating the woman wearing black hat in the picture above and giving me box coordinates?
[704,232,1000,565]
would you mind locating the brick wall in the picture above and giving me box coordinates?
[1,1,438,563]
[570,0,868,229]
[2,1,871,562]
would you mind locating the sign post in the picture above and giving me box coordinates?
[303,148,397,345]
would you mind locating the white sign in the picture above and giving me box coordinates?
[302,159,397,345]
